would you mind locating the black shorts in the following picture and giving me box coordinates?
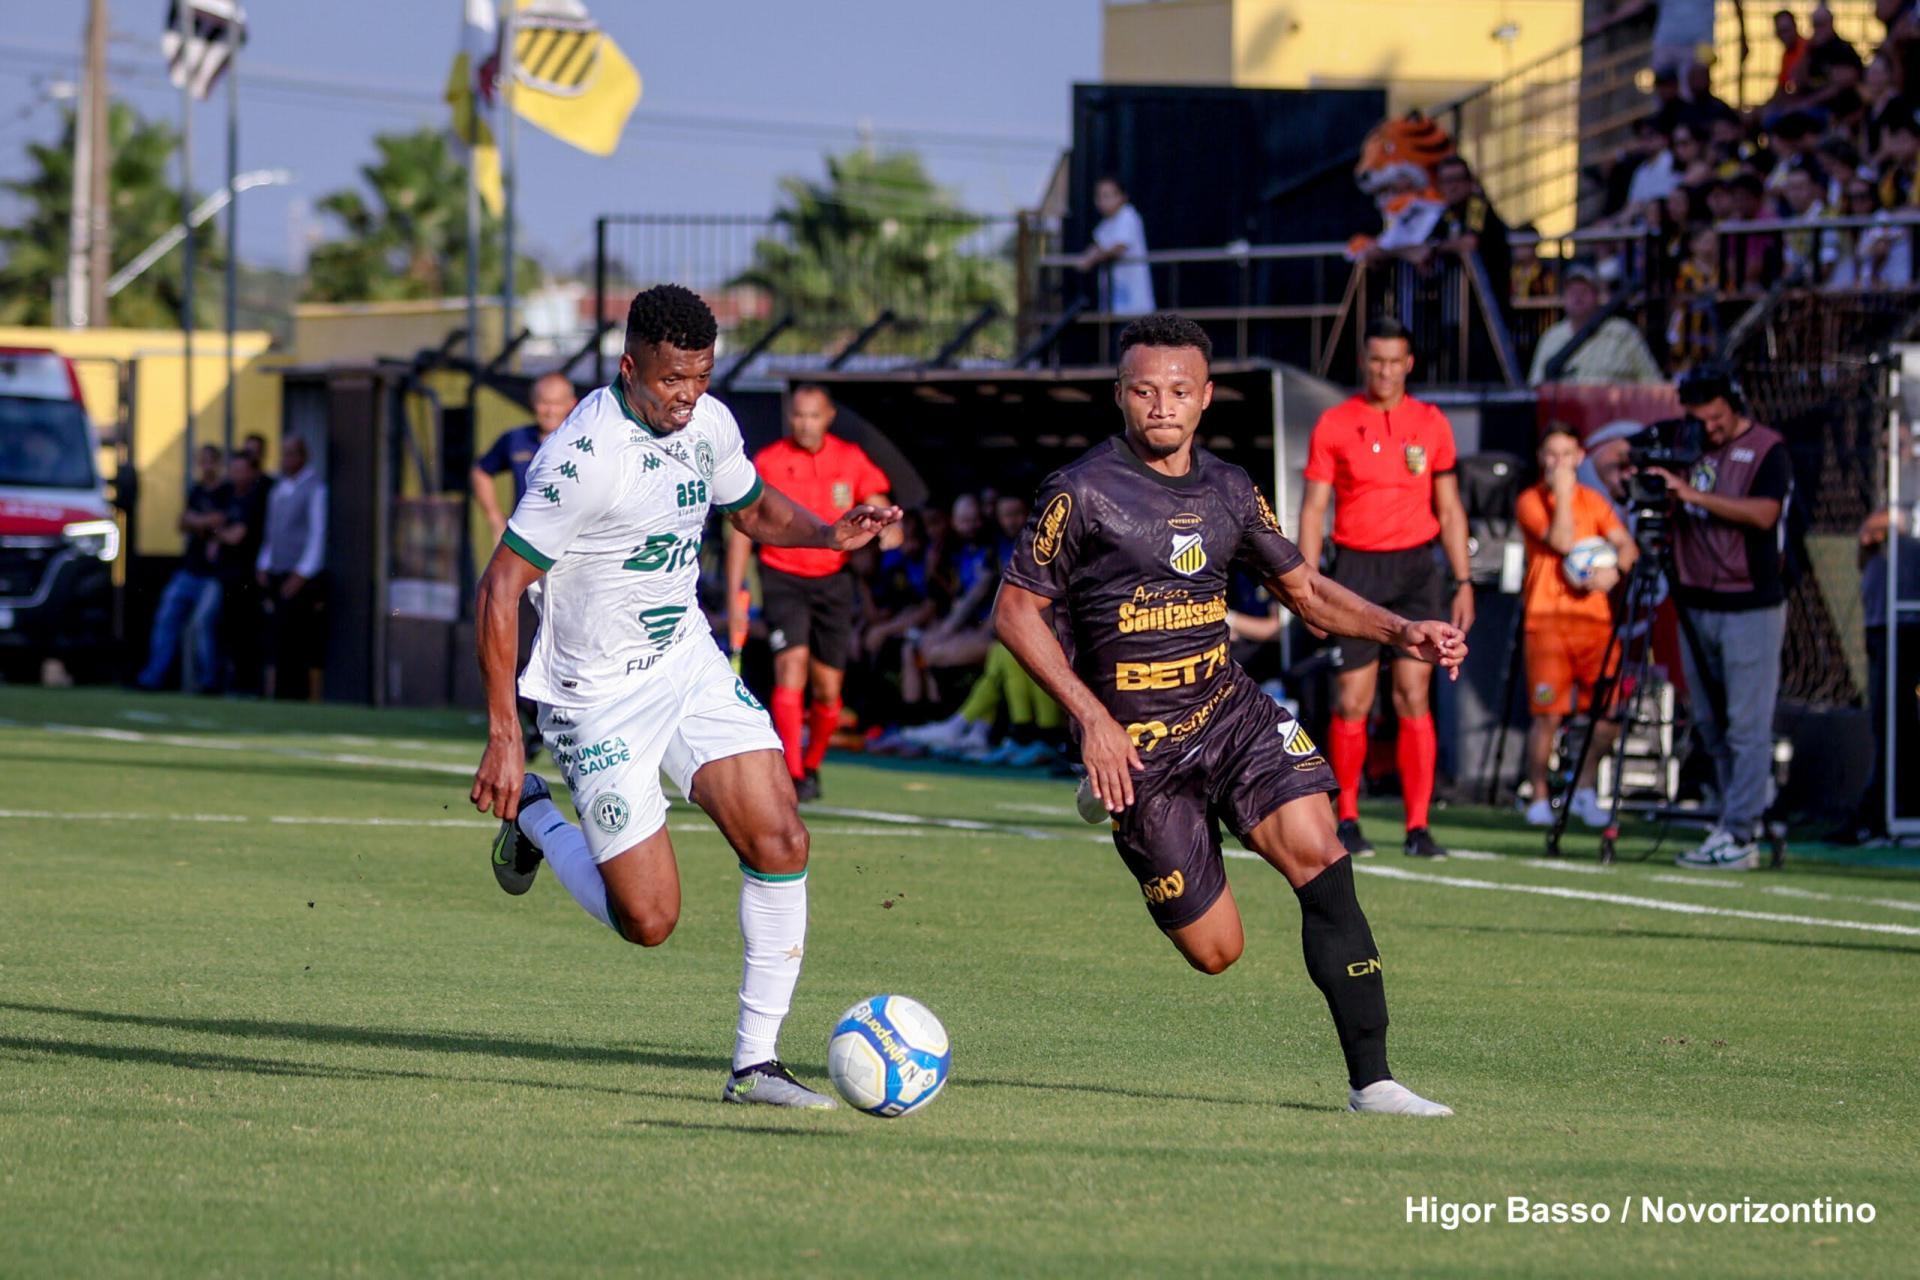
[1110,678,1337,930]
[1327,541,1447,672]
[760,564,856,670]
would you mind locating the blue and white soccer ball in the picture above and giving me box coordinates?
[1561,535,1620,590]
[826,995,951,1117]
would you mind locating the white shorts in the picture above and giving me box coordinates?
[540,633,782,862]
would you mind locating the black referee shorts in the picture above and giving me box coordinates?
[1327,541,1447,672]
[759,564,857,671]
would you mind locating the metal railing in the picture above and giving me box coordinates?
[591,212,1023,380]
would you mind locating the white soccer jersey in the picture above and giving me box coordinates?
[503,384,763,708]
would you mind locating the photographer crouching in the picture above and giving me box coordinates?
[1639,364,1794,872]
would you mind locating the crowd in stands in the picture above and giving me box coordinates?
[1583,5,1918,299]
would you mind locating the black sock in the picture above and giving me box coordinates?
[1294,855,1390,1089]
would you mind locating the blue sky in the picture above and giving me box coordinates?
[0,1,1099,274]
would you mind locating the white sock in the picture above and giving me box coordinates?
[520,799,613,931]
[733,867,808,1071]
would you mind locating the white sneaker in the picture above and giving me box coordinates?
[1570,788,1609,829]
[952,719,991,756]
[1349,1079,1453,1116]
[1674,827,1758,871]
[1524,798,1555,827]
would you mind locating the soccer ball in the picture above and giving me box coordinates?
[826,995,951,1117]
[1561,536,1619,590]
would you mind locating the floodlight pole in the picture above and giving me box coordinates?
[500,0,517,362]
[178,0,196,495]
[223,14,239,452]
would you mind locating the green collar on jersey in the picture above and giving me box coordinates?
[611,380,662,437]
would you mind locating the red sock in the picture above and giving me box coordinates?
[1330,715,1367,822]
[803,697,841,773]
[770,686,804,780]
[1397,713,1437,831]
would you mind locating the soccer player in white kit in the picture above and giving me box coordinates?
[470,285,901,1108]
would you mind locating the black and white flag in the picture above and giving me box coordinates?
[162,0,248,101]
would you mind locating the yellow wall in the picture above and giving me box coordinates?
[291,298,503,369]
[1104,0,1583,101]
[0,326,278,558]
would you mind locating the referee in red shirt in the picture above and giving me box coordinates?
[725,384,894,801]
[1297,319,1475,860]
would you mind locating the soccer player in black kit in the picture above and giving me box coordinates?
[994,314,1463,1115]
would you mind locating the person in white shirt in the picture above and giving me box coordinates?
[470,285,902,1110]
[254,436,328,700]
[1077,176,1156,316]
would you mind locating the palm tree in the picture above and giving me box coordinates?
[305,128,539,303]
[0,101,221,329]
[730,149,1013,359]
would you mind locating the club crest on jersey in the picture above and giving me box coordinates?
[832,482,852,509]
[1169,532,1208,576]
[695,440,715,480]
[1404,444,1428,476]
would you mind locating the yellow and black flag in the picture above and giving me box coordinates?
[506,0,641,157]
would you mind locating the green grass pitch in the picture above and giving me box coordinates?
[1,687,1916,1277]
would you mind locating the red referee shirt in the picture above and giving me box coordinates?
[1303,394,1458,552]
[754,433,891,577]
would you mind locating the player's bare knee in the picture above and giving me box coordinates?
[1183,940,1241,975]
[614,905,678,947]
[745,820,809,877]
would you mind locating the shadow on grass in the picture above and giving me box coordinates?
[0,1035,703,1106]
[1403,920,1920,957]
[965,1074,1343,1113]
[0,1001,730,1074]
[621,1117,853,1139]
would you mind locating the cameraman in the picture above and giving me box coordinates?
[1641,365,1793,872]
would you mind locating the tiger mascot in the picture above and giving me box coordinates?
[1345,114,1456,261]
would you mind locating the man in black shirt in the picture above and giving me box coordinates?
[216,449,272,694]
[995,314,1466,1116]
[136,444,229,692]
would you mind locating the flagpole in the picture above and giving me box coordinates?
[500,0,517,362]
[223,12,239,454]
[178,0,196,497]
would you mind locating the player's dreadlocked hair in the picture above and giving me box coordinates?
[1117,312,1212,368]
[625,283,718,353]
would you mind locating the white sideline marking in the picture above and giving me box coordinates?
[1524,858,1610,875]
[39,723,473,776]
[1650,873,1746,890]
[1348,862,1920,939]
[1446,849,1501,862]
[1873,898,1920,913]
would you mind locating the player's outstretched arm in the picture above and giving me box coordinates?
[729,485,902,552]
[470,543,543,820]
[1268,562,1468,679]
[992,581,1144,812]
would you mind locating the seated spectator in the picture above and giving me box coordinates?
[1763,112,1823,199]
[896,493,998,722]
[1680,61,1740,132]
[1779,164,1840,280]
[1860,53,1906,156]
[1724,171,1782,286]
[1511,225,1558,298]
[1706,115,1751,177]
[1828,173,1915,285]
[1622,121,1699,217]
[136,443,229,693]
[1879,103,1920,206]
[1528,263,1665,385]
[1815,136,1864,203]
[1668,224,1723,369]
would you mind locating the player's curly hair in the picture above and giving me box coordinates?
[625,283,718,353]
[1117,312,1212,367]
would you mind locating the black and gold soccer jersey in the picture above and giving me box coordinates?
[1002,436,1304,763]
